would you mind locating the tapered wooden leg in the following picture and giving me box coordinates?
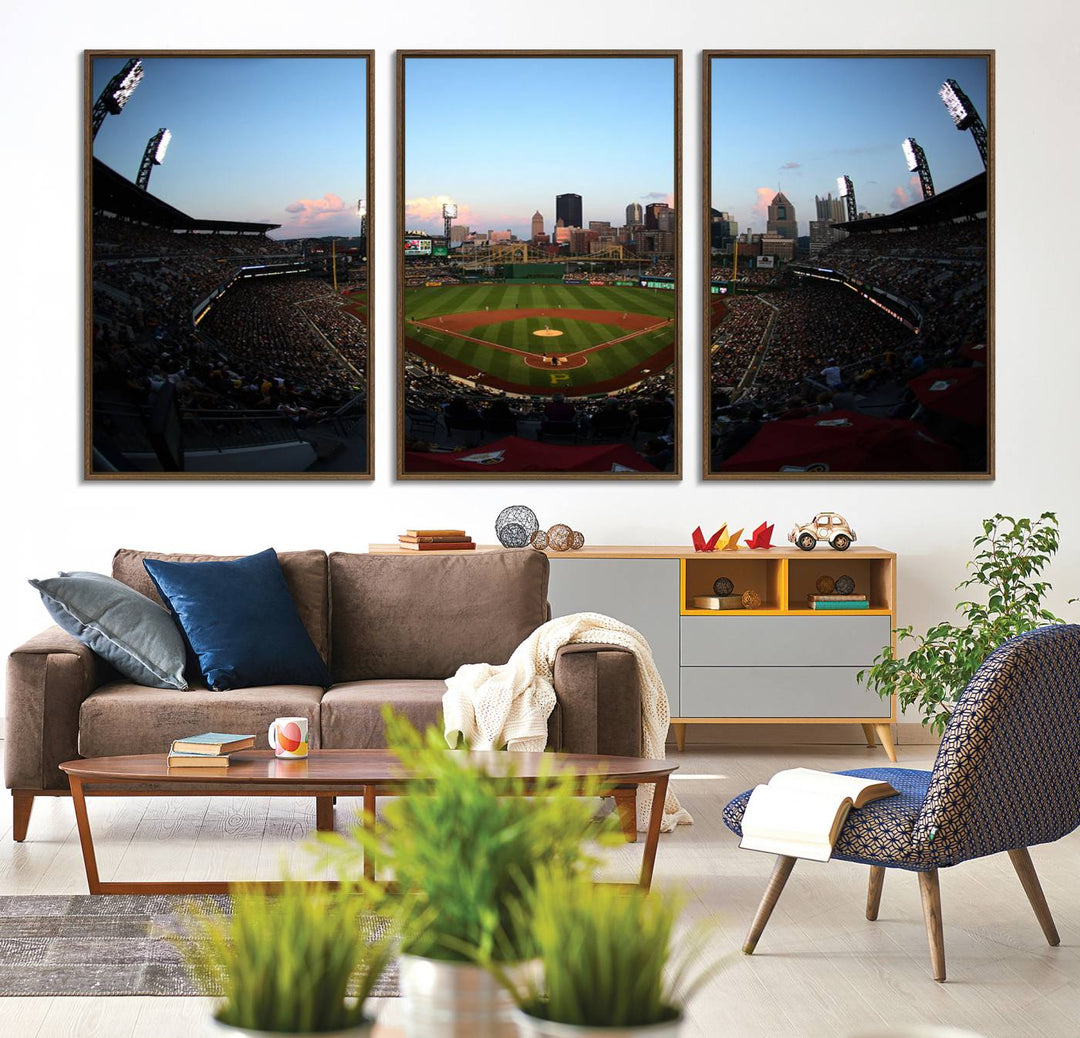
[1008,847,1060,946]
[612,787,638,844]
[866,866,885,920]
[69,778,102,895]
[917,869,946,982]
[743,855,797,954]
[315,796,334,832]
[638,775,668,891]
[12,792,34,842]
[860,724,877,748]
[874,723,898,763]
[362,785,376,881]
[672,723,687,752]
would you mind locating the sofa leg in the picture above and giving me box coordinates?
[612,788,638,844]
[1008,847,1060,946]
[917,869,946,982]
[12,792,34,842]
[866,865,885,920]
[743,855,797,955]
[672,723,687,752]
[315,796,334,833]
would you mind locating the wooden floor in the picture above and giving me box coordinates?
[1,739,1077,1038]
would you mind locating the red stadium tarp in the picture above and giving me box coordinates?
[719,410,962,473]
[403,436,658,474]
[909,368,988,426]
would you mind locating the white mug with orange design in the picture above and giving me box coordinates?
[268,716,309,759]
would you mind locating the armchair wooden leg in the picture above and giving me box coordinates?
[917,869,946,982]
[12,792,34,842]
[1007,847,1060,946]
[874,723,898,763]
[612,788,638,844]
[860,723,877,748]
[866,865,885,921]
[743,855,797,955]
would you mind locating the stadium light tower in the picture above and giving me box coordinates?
[357,198,367,238]
[91,58,144,139]
[939,78,989,168]
[836,175,858,222]
[442,201,458,249]
[902,137,935,200]
[136,128,171,191]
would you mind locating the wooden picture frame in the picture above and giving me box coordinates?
[85,50,374,479]
[703,50,994,480]
[397,50,682,480]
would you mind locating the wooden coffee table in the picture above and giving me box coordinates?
[59,749,676,895]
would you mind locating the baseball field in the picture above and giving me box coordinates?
[398,282,676,394]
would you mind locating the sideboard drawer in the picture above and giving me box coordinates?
[680,666,891,719]
[680,615,891,668]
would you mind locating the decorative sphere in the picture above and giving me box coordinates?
[495,505,539,548]
[713,576,734,597]
[570,530,585,550]
[741,589,761,609]
[547,524,573,551]
[835,574,856,595]
[815,575,836,594]
[530,529,549,551]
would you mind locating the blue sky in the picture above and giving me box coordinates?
[92,56,368,239]
[710,56,989,236]
[404,57,677,238]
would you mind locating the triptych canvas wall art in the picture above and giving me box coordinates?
[83,49,991,482]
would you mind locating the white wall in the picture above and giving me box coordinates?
[2,0,1079,721]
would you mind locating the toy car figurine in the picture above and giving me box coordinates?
[788,512,856,552]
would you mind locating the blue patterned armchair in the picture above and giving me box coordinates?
[723,624,1080,981]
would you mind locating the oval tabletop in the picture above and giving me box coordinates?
[59,749,677,785]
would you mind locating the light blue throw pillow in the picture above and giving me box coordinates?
[29,571,188,690]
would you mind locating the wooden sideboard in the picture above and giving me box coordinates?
[367,544,899,760]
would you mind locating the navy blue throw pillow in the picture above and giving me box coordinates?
[143,548,331,691]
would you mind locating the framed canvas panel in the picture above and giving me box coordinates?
[397,51,681,480]
[703,51,993,480]
[85,51,374,479]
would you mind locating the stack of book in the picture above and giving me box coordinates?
[397,529,475,551]
[167,732,255,768]
[807,594,870,611]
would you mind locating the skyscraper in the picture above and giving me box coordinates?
[555,193,582,230]
[531,211,544,241]
[766,192,797,240]
[645,202,671,230]
[625,201,643,225]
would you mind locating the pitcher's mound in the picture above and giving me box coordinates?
[532,328,564,338]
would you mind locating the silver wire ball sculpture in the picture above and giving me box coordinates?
[495,505,540,548]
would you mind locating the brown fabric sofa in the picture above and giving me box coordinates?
[6,548,641,840]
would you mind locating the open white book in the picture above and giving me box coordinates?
[739,768,898,862]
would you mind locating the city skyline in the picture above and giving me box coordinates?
[404,56,676,239]
[91,56,369,240]
[710,56,989,238]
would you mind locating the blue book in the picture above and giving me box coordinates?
[170,732,255,755]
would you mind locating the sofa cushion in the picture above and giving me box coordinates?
[79,681,323,758]
[329,550,549,681]
[143,549,332,691]
[112,548,330,663]
[321,680,561,750]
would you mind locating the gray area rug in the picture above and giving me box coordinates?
[0,895,399,997]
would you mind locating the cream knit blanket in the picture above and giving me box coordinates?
[442,611,692,833]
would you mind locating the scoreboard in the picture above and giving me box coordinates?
[404,237,432,257]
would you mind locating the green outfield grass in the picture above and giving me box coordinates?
[403,282,675,390]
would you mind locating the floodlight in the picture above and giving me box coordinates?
[442,202,458,219]
[136,128,171,190]
[836,176,857,222]
[107,59,144,114]
[902,138,918,172]
[939,79,975,129]
[836,176,850,198]
[357,198,367,218]
[152,128,172,164]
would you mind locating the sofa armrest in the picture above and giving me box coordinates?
[552,643,641,758]
[5,627,110,791]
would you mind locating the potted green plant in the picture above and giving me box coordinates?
[500,869,720,1037]
[314,710,619,1038]
[174,880,393,1036]
[860,513,1072,733]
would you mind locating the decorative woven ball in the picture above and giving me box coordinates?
[713,576,735,597]
[834,574,856,595]
[495,505,539,548]
[741,589,761,609]
[547,523,574,552]
[530,529,548,551]
[570,530,586,550]
[815,575,836,594]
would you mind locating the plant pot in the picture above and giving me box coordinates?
[398,953,520,1038]
[210,1014,375,1037]
[511,1008,685,1038]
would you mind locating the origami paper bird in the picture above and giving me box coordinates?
[721,527,744,551]
[692,524,726,552]
[745,522,775,549]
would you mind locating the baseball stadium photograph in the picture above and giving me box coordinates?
[87,52,372,478]
[398,52,680,478]
[705,52,991,479]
